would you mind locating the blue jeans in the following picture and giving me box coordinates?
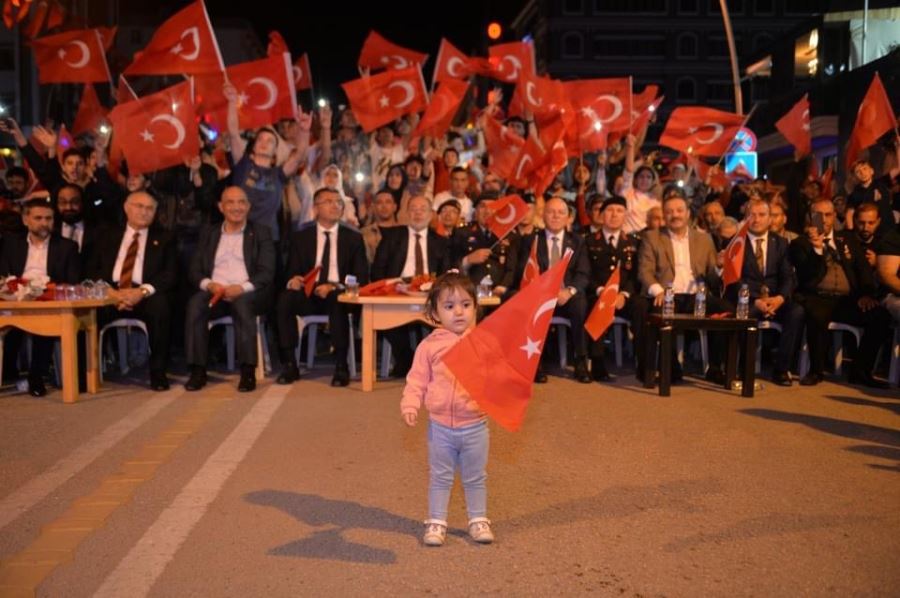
[427,419,489,521]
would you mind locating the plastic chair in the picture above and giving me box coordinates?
[208,315,270,380]
[99,319,149,383]
[755,320,783,374]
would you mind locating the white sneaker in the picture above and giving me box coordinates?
[468,517,494,543]
[423,519,447,546]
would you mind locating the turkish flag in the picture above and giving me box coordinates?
[72,83,108,136]
[630,94,664,136]
[341,65,428,133]
[97,25,117,50]
[564,78,632,132]
[116,75,138,104]
[508,134,544,188]
[293,52,312,91]
[819,160,834,200]
[486,41,535,83]
[196,53,297,132]
[124,0,224,76]
[32,28,110,83]
[530,137,569,198]
[510,74,566,119]
[21,0,48,39]
[266,30,288,57]
[45,0,64,30]
[482,116,525,184]
[846,72,897,167]
[485,194,528,240]
[413,78,468,139]
[302,266,320,297]
[659,106,744,157]
[775,94,811,160]
[442,250,572,432]
[585,265,620,341]
[433,37,474,87]
[108,80,199,176]
[358,30,428,72]
[721,220,749,288]
[521,237,539,289]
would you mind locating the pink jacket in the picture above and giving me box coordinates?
[400,328,485,428]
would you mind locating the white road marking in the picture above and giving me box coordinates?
[0,391,182,531]
[94,384,289,598]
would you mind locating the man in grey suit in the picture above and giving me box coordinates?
[183,187,275,393]
[635,193,733,384]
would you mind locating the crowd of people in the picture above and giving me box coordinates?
[1,84,899,398]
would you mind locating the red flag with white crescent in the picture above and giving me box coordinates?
[521,237,540,289]
[485,194,528,240]
[293,52,312,91]
[584,265,620,341]
[660,106,744,157]
[432,37,474,87]
[358,30,428,72]
[32,28,111,83]
[413,78,468,139]
[342,65,429,133]
[722,220,749,288]
[775,94,811,160]
[442,250,572,432]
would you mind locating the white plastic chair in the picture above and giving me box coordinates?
[550,317,572,368]
[611,317,633,368]
[827,322,863,376]
[295,314,358,378]
[208,315,270,380]
[99,319,149,383]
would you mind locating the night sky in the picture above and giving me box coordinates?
[128,1,529,103]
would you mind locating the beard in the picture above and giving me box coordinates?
[59,211,83,225]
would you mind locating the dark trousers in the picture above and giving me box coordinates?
[2,328,53,380]
[555,292,588,359]
[185,290,268,368]
[97,293,171,375]
[385,324,417,375]
[750,301,804,373]
[588,297,636,366]
[633,293,734,376]
[276,288,351,367]
[795,292,892,375]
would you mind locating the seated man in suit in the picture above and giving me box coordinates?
[0,199,80,396]
[54,183,96,269]
[86,191,177,391]
[724,198,803,386]
[184,187,275,392]
[371,195,450,376]
[519,196,592,384]
[789,198,892,388]
[584,195,642,382]
[636,193,733,384]
[276,187,369,387]
[451,194,520,301]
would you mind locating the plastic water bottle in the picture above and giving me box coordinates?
[662,284,675,318]
[736,284,750,319]
[693,281,707,317]
[478,275,493,299]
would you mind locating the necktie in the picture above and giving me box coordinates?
[414,233,424,276]
[550,236,561,267]
[319,231,331,283]
[608,234,616,248]
[119,231,140,289]
[755,237,765,273]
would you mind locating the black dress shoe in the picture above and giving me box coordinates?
[28,377,47,397]
[534,368,548,383]
[772,370,792,387]
[276,364,300,385]
[705,368,726,386]
[591,362,611,382]
[184,366,207,392]
[331,366,350,387]
[150,371,170,392]
[799,372,823,386]
[237,366,256,392]
[848,369,890,389]
[574,359,592,384]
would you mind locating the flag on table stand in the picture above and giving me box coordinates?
[442,251,572,432]
[585,265,620,341]
[721,220,749,288]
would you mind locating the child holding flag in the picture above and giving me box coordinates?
[400,271,493,547]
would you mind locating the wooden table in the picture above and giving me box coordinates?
[644,313,758,398]
[338,293,500,391]
[0,298,114,403]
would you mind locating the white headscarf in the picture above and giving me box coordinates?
[320,164,359,227]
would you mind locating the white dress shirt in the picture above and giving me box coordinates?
[316,223,340,283]
[112,225,155,295]
[61,221,84,251]
[747,231,768,275]
[401,226,429,278]
[648,229,697,297]
[601,227,620,248]
[23,234,49,280]
[200,225,254,292]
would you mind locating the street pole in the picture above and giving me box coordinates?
[862,0,869,65]
[720,0,743,115]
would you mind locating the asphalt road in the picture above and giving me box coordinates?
[1,369,898,597]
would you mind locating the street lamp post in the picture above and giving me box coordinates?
[720,0,743,115]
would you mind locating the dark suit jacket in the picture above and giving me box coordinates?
[371,226,450,281]
[789,230,877,298]
[54,220,98,272]
[725,233,795,302]
[638,228,720,295]
[450,223,520,289]
[85,224,177,294]
[584,229,641,297]
[0,233,80,283]
[189,221,276,297]
[284,222,370,285]
[520,229,590,292]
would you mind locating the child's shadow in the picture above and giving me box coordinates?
[244,490,420,565]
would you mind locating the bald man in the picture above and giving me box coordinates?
[86,191,178,391]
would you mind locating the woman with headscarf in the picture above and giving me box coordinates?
[319,164,359,227]
[619,133,661,235]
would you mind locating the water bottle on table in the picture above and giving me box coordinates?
[736,284,750,319]
[693,281,707,317]
[662,284,675,318]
